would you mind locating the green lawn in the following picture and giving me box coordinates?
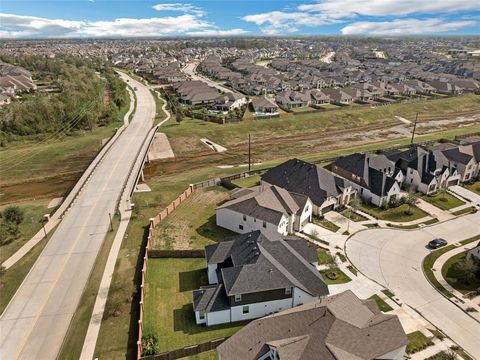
[421,192,464,210]
[406,331,434,354]
[320,268,351,285]
[340,209,367,222]
[231,175,261,188]
[359,203,428,222]
[441,252,480,294]
[313,217,340,232]
[291,106,315,113]
[317,249,335,265]
[368,294,394,312]
[464,181,480,195]
[347,265,358,276]
[184,350,217,359]
[143,258,245,354]
[452,207,475,216]
[0,199,50,263]
[153,187,235,250]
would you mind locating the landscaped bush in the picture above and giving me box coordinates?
[142,333,160,356]
[325,271,338,280]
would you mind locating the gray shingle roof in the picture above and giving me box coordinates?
[218,290,408,360]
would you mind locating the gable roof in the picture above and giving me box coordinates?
[218,290,408,360]
[205,231,328,298]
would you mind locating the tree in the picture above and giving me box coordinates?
[455,256,479,285]
[3,206,24,225]
[404,189,418,215]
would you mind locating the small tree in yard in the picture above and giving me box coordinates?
[142,333,160,356]
[2,206,24,225]
[455,256,479,285]
[404,189,418,215]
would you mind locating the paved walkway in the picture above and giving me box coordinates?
[324,211,367,233]
[448,185,480,204]
[413,197,454,222]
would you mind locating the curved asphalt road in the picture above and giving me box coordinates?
[346,212,480,359]
[0,73,155,359]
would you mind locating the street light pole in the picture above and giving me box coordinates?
[108,213,114,232]
[410,112,418,145]
[248,134,251,172]
[42,220,47,238]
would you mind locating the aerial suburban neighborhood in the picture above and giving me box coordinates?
[0,2,480,360]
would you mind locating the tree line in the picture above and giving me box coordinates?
[0,54,128,142]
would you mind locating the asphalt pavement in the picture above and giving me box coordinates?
[346,212,480,359]
[0,72,155,359]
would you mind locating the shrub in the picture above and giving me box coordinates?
[2,206,24,225]
[142,333,160,356]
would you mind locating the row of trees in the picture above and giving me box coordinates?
[0,54,127,142]
[0,206,25,246]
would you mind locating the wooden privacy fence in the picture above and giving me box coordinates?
[142,338,228,360]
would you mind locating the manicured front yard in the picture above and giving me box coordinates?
[452,207,475,216]
[317,248,335,265]
[441,252,480,294]
[368,294,393,312]
[358,203,428,223]
[320,268,351,285]
[313,217,340,232]
[406,331,434,354]
[421,192,464,211]
[143,258,245,354]
[231,175,261,188]
[153,187,235,250]
[340,209,367,222]
[464,181,480,195]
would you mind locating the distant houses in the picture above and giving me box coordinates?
[192,231,329,326]
[0,62,36,105]
[217,290,408,360]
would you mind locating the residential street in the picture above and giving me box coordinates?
[182,62,235,94]
[346,212,480,359]
[0,73,155,359]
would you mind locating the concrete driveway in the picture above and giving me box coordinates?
[0,73,155,359]
[449,185,480,204]
[346,212,480,359]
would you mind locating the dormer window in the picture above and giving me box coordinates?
[235,294,242,302]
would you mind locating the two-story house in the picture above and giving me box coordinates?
[193,231,329,326]
[261,159,357,216]
[216,185,313,236]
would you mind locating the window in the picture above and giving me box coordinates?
[242,306,249,314]
[198,311,205,320]
[239,224,243,230]
[285,287,292,295]
[243,215,247,221]
[304,205,309,212]
[263,221,267,228]
[234,294,242,302]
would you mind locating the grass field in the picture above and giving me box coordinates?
[358,203,428,223]
[231,175,261,188]
[162,94,480,158]
[317,248,335,265]
[152,187,235,250]
[421,192,464,210]
[340,209,367,222]
[143,258,245,354]
[368,294,393,312]
[441,251,480,295]
[0,199,50,263]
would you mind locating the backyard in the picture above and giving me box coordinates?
[143,258,246,354]
[152,186,235,250]
[230,175,261,188]
[420,192,464,211]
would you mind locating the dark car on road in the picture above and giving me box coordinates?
[428,238,448,249]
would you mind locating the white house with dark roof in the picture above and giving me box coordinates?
[217,290,407,360]
[216,185,312,236]
[193,231,328,326]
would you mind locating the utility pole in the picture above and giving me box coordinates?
[248,134,251,172]
[410,112,418,145]
[42,219,47,238]
[108,213,114,232]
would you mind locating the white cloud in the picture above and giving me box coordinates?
[243,0,480,34]
[152,3,205,16]
[186,28,248,36]
[243,11,335,34]
[341,18,478,35]
[299,0,480,18]
[0,12,246,38]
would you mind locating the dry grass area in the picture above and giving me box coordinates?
[152,187,235,250]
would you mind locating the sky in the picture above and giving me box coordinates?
[1,0,479,39]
